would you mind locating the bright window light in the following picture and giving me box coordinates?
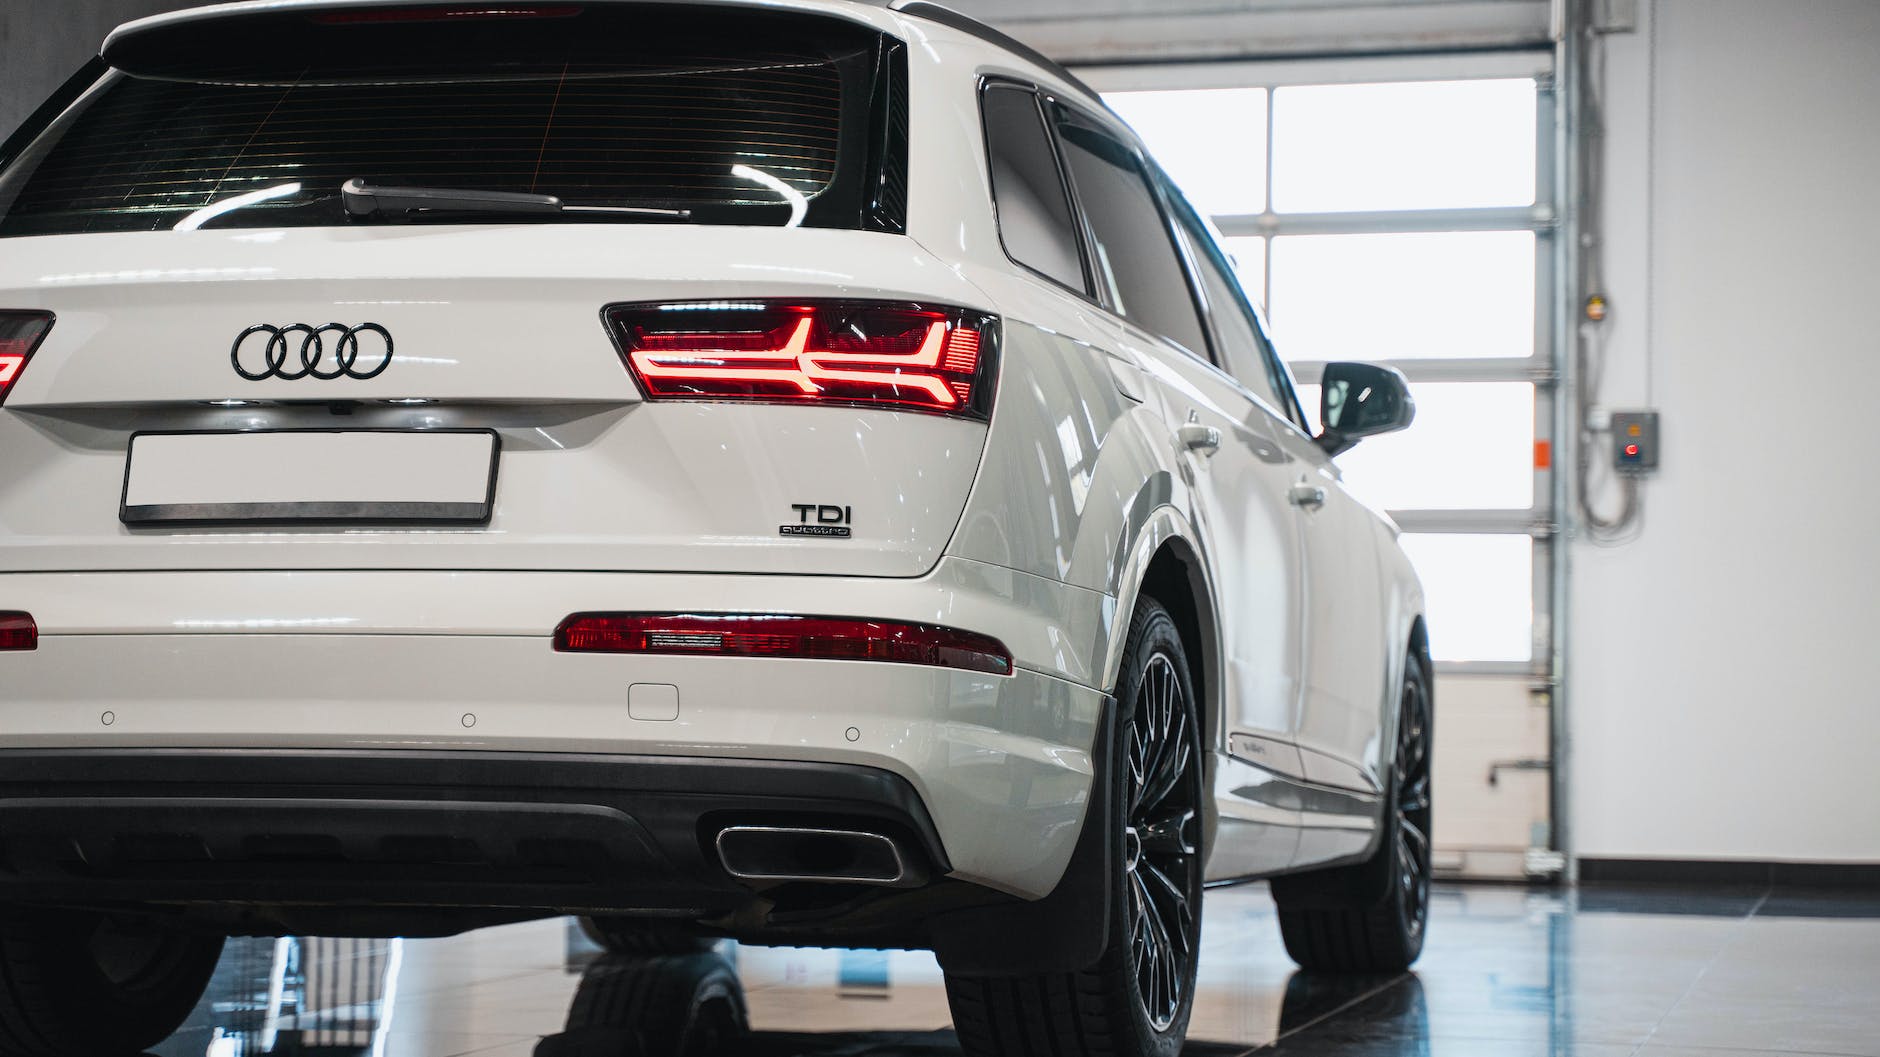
[1298,381,1535,510]
[1268,230,1535,361]
[1271,79,1536,213]
[1398,533,1533,663]
[1104,88,1267,216]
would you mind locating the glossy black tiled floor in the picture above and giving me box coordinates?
[153,882,1880,1057]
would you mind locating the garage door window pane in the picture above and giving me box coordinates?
[1297,382,1534,510]
[1268,231,1534,361]
[1105,88,1266,217]
[1398,534,1532,663]
[1271,79,1536,213]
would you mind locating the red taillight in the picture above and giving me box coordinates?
[0,312,53,407]
[606,301,998,419]
[310,5,583,24]
[0,613,36,652]
[554,613,1012,676]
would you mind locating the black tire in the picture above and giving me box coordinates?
[537,951,747,1057]
[0,911,224,1057]
[945,596,1205,1057]
[578,917,719,957]
[1273,654,1433,973]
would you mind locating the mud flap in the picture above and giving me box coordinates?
[926,697,1116,975]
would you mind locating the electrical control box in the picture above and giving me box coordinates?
[1612,410,1659,473]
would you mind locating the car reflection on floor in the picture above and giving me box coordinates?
[149,882,1880,1057]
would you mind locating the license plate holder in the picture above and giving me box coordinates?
[120,429,500,525]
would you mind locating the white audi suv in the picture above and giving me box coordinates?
[0,2,1432,1054]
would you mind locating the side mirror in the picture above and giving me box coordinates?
[1316,362,1415,457]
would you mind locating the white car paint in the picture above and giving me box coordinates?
[0,0,1425,904]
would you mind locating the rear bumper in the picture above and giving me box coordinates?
[0,563,1114,899]
[0,748,946,914]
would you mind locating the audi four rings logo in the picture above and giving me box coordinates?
[231,323,394,381]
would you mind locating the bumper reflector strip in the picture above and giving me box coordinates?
[554,613,1011,676]
[0,613,37,652]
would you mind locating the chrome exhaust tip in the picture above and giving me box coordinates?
[714,826,917,887]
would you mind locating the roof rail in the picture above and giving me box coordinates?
[887,1,1108,108]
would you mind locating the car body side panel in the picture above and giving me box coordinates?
[920,40,1197,605]
[944,316,1129,583]
[1262,421,1395,793]
[1289,515,1426,871]
[912,39,1418,881]
[1116,320,1309,766]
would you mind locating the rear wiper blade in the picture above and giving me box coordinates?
[341,178,690,221]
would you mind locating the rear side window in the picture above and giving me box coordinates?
[981,84,1086,291]
[1051,111,1209,358]
[0,5,907,238]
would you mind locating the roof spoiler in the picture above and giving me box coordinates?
[887,1,1109,110]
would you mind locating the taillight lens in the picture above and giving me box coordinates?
[606,300,998,419]
[0,613,36,652]
[0,312,53,407]
[554,613,1012,676]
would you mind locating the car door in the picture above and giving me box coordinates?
[1048,104,1306,879]
[1158,187,1392,868]
[1263,378,1393,797]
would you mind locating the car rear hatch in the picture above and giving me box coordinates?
[0,1,996,578]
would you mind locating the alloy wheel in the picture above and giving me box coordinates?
[1123,652,1202,1033]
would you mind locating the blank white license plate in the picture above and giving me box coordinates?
[121,430,500,525]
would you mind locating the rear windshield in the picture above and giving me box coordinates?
[0,4,907,238]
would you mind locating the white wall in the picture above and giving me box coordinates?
[1570,0,1880,863]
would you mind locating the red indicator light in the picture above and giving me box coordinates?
[0,613,36,652]
[0,312,54,407]
[607,301,997,419]
[1624,444,1640,458]
[554,613,1013,677]
[311,5,583,24]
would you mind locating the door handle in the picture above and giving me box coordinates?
[1288,482,1327,510]
[1178,422,1221,456]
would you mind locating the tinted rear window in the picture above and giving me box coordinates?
[1053,112,1209,358]
[0,5,906,238]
